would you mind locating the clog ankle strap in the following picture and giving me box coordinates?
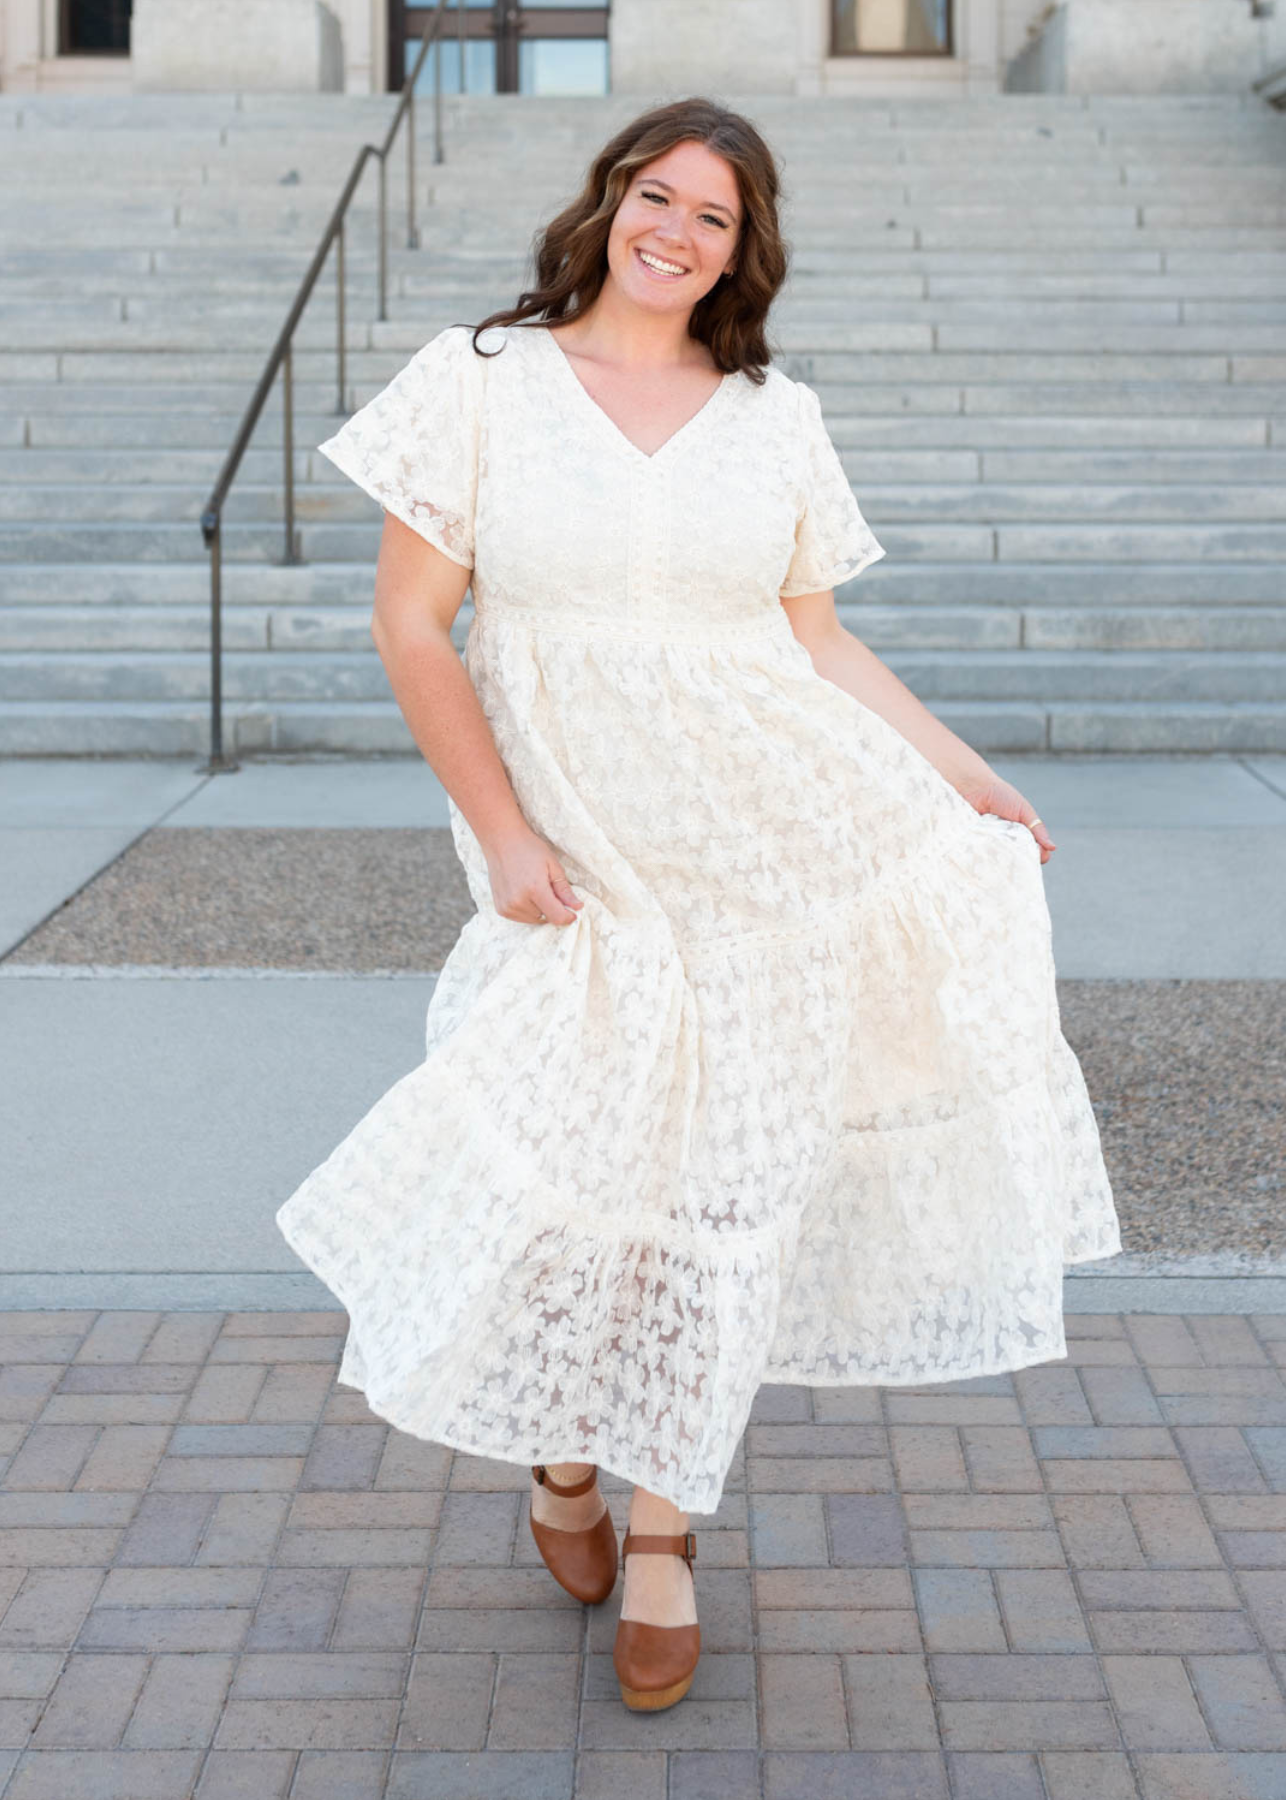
[621,1529,697,1570]
[531,1462,598,1497]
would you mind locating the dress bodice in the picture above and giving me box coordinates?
[318,320,884,646]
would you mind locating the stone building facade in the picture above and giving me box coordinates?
[1,0,1280,98]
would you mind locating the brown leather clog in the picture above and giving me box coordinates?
[613,1529,700,1711]
[528,1463,618,1605]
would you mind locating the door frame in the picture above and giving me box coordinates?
[389,1,611,95]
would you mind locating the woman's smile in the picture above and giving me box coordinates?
[634,245,690,280]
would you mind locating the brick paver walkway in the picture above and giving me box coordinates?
[4,1308,1286,1799]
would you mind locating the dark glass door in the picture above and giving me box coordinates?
[392,1,610,96]
[61,0,131,53]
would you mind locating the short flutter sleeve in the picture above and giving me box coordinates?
[317,323,482,569]
[779,380,885,598]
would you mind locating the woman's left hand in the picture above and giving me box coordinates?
[953,772,1057,865]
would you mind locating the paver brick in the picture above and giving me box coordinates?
[124,1651,237,1749]
[747,1456,891,1492]
[938,1700,1119,1750]
[1078,1570,1241,1611]
[903,1496,1053,1529]
[1174,1427,1269,1492]
[946,1750,1045,1799]
[194,1748,296,1797]
[1124,1317,1203,1365]
[959,1426,1044,1491]
[809,1388,883,1424]
[1042,1458,1193,1493]
[1187,1318,1270,1366]
[759,1652,848,1748]
[1,1425,98,1490]
[913,1569,1007,1652]
[1246,1428,1286,1487]
[434,1491,518,1564]
[142,1314,224,1365]
[747,1494,828,1565]
[1126,1494,1223,1566]
[753,1568,914,1609]
[573,1750,667,1800]
[487,1652,580,1750]
[888,1427,968,1492]
[1051,1495,1146,1568]
[930,1653,1105,1700]
[1148,1367,1286,1396]
[1013,1368,1093,1425]
[1040,1750,1141,1798]
[756,1609,922,1652]
[417,1604,582,1651]
[1075,1366,1164,1424]
[825,1494,908,1566]
[995,1570,1095,1653]
[230,1652,406,1698]
[0,1569,101,1649]
[385,1750,575,1798]
[668,1750,765,1799]
[1,1748,204,1796]
[216,1696,401,1751]
[1099,1654,1211,1749]
[180,1366,267,1423]
[114,1492,213,1566]
[908,1528,1066,1567]
[1186,1654,1286,1749]
[761,1748,950,1797]
[843,1652,938,1748]
[29,1651,147,1747]
[1089,1610,1259,1653]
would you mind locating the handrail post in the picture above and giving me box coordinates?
[378,150,388,321]
[434,19,443,165]
[200,516,237,774]
[336,216,346,414]
[282,341,297,566]
[407,85,419,248]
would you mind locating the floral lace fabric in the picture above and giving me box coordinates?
[277,321,1121,1514]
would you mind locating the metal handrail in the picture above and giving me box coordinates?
[197,0,461,773]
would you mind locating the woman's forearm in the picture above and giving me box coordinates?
[803,623,995,794]
[373,621,531,856]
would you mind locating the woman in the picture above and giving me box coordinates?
[276,94,1121,1715]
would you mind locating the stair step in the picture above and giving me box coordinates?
[3,89,1282,753]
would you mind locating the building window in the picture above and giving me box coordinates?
[61,0,131,53]
[832,0,952,55]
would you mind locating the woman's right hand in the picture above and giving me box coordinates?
[483,829,584,926]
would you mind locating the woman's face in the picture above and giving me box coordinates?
[605,139,743,317]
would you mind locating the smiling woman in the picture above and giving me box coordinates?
[274,93,1121,1720]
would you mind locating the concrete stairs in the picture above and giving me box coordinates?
[1,89,1284,756]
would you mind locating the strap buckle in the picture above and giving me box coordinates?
[683,1530,697,1565]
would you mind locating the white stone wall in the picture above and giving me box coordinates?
[1064,0,1286,92]
[2,0,1281,96]
[609,0,809,97]
[131,0,343,93]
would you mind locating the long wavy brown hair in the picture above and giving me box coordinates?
[463,96,789,387]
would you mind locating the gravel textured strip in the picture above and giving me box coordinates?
[3,827,1283,1262]
[4,827,474,971]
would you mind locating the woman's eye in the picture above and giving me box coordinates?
[640,190,727,229]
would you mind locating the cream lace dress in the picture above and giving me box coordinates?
[275,320,1121,1515]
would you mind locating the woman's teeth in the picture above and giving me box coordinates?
[637,248,687,277]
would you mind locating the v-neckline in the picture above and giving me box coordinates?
[536,323,735,466]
